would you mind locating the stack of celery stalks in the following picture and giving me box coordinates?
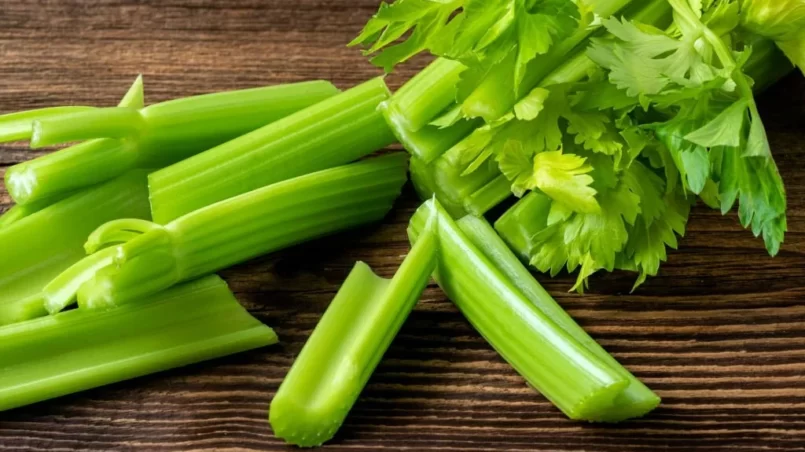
[0,0,803,447]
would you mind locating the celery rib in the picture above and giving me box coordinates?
[0,106,95,143]
[0,171,151,326]
[45,154,408,313]
[148,77,395,224]
[6,80,338,206]
[0,275,277,412]
[460,215,659,421]
[408,199,632,420]
[270,213,437,447]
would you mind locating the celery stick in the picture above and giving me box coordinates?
[8,81,338,205]
[0,275,277,412]
[408,199,629,420]
[4,75,145,206]
[0,192,72,229]
[381,101,479,164]
[459,215,660,421]
[385,58,465,132]
[0,106,95,143]
[0,171,151,326]
[148,77,395,224]
[46,154,408,313]
[270,214,437,447]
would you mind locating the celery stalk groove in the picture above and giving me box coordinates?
[270,213,437,447]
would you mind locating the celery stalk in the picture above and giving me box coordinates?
[0,275,277,412]
[7,81,338,205]
[3,75,145,206]
[459,214,660,421]
[45,154,408,313]
[384,58,465,132]
[270,214,437,447]
[0,106,95,142]
[408,199,630,420]
[0,192,72,229]
[0,171,151,326]
[148,77,395,224]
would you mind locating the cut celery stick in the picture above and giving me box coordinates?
[5,75,145,206]
[408,199,629,420]
[8,81,338,205]
[458,215,660,421]
[385,58,465,132]
[148,77,395,224]
[0,106,95,143]
[0,170,151,326]
[0,275,277,412]
[270,213,437,447]
[45,154,408,313]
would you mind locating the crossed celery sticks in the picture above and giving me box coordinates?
[0,0,803,447]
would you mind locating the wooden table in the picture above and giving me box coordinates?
[1,1,804,451]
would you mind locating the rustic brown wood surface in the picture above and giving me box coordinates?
[1,1,805,451]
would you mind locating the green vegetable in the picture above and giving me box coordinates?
[0,275,277,412]
[457,211,659,421]
[0,171,151,326]
[6,79,338,206]
[3,75,145,207]
[408,198,643,420]
[0,192,72,229]
[355,0,798,291]
[148,77,395,223]
[0,106,96,143]
[270,212,437,447]
[45,154,408,313]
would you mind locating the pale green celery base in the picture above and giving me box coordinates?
[459,215,660,421]
[0,276,277,412]
[75,155,408,310]
[0,106,95,143]
[148,77,395,224]
[408,199,630,420]
[387,57,466,132]
[0,171,151,326]
[270,218,437,447]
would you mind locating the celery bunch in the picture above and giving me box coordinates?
[353,0,801,291]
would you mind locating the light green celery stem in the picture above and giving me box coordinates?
[494,192,557,263]
[0,192,72,229]
[0,275,277,412]
[270,220,437,447]
[381,101,480,163]
[462,0,641,122]
[53,154,407,311]
[408,199,628,420]
[5,75,144,206]
[30,81,340,151]
[148,77,395,224]
[386,58,466,132]
[0,171,150,326]
[0,106,94,142]
[458,215,659,421]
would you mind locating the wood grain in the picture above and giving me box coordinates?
[1,1,805,451]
